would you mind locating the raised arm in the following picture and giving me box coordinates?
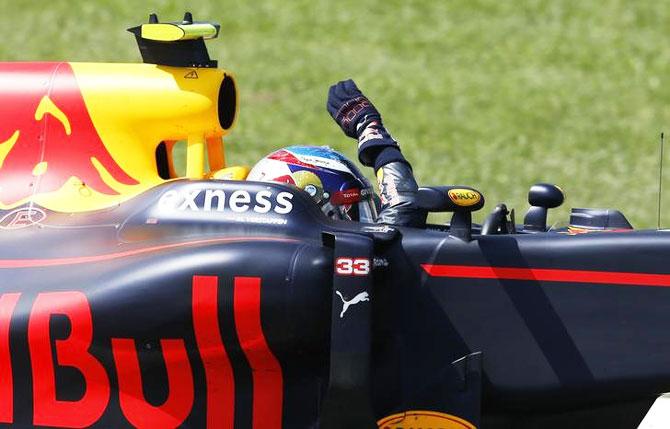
[327,79,425,227]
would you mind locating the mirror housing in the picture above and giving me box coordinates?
[417,186,485,241]
[524,183,564,232]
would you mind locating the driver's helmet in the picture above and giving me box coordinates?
[247,146,377,222]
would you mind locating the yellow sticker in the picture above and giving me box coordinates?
[378,410,476,429]
[141,23,218,42]
[32,161,48,177]
[448,188,481,207]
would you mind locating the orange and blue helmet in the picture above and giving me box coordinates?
[247,146,377,222]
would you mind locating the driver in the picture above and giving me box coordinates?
[247,80,425,227]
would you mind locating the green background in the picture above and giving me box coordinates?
[2,0,669,227]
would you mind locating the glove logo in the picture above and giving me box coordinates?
[358,124,383,145]
[338,97,371,130]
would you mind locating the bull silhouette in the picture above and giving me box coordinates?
[0,62,138,206]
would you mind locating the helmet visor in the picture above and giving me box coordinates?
[331,188,377,223]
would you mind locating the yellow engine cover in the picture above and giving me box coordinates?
[0,62,237,212]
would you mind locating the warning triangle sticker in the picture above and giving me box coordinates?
[184,69,199,79]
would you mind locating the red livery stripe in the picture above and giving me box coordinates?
[234,277,283,429]
[30,291,110,427]
[422,264,670,287]
[193,275,235,429]
[0,293,19,424]
[112,338,193,428]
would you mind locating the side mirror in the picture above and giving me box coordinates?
[523,183,564,232]
[417,186,484,241]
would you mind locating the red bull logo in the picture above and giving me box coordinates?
[0,62,138,206]
[0,274,283,427]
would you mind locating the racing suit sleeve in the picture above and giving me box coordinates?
[327,80,426,227]
[357,121,426,227]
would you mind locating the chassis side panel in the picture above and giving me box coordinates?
[397,230,670,411]
[0,239,331,428]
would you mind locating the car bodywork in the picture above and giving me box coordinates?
[0,13,667,429]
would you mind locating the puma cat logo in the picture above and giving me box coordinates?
[335,291,370,318]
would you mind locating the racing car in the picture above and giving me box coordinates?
[0,13,669,429]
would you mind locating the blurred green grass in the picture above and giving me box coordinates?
[2,0,669,227]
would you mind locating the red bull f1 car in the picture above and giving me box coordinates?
[1,13,669,429]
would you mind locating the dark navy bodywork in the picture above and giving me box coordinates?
[0,179,667,428]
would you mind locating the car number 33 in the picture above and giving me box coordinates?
[335,258,370,276]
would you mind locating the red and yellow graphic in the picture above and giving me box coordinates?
[378,410,476,429]
[561,226,632,236]
[0,63,138,208]
[0,62,237,212]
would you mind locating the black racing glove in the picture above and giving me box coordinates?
[327,79,380,138]
[327,79,405,169]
